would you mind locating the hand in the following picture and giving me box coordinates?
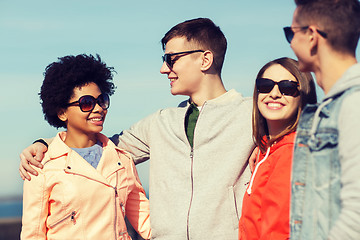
[19,142,47,181]
[248,147,259,173]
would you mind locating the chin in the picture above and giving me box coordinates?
[170,89,184,96]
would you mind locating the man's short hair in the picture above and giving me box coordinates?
[161,18,227,74]
[295,0,360,54]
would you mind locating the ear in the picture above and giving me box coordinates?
[200,50,213,71]
[308,26,319,56]
[57,109,68,122]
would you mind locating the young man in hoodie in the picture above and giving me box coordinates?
[283,0,360,239]
[19,18,254,240]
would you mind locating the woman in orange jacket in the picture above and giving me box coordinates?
[238,57,317,240]
[21,54,151,240]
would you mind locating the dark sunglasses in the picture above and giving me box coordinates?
[162,50,204,68]
[283,26,327,43]
[67,94,110,112]
[256,78,299,96]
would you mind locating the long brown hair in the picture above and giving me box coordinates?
[253,57,317,153]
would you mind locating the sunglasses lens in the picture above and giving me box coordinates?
[256,78,299,96]
[283,27,294,43]
[79,96,96,112]
[97,94,110,110]
[278,81,299,96]
[256,78,275,93]
[163,54,173,68]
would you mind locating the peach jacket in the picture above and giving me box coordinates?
[21,132,151,240]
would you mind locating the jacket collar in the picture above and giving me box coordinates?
[47,132,125,186]
[259,131,297,157]
[185,89,245,108]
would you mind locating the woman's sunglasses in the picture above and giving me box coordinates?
[67,94,110,112]
[256,78,299,96]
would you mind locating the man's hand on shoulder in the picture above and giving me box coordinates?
[19,142,48,181]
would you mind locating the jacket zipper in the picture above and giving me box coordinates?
[187,148,194,240]
[185,102,204,240]
[114,172,119,240]
[49,211,76,228]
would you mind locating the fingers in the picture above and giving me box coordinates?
[248,147,259,173]
[19,163,31,181]
[249,160,255,173]
[18,142,47,180]
[34,150,45,167]
[19,152,39,177]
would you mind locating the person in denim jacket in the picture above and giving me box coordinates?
[283,0,360,239]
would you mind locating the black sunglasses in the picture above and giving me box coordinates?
[67,94,110,112]
[162,50,204,68]
[256,78,299,96]
[283,26,327,43]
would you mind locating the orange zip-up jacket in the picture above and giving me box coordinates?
[239,132,296,240]
[21,132,151,240]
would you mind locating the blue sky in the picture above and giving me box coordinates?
[2,0,353,198]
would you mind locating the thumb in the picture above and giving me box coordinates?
[34,150,45,162]
[33,144,47,168]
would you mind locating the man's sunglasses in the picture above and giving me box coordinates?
[67,94,110,112]
[256,78,299,96]
[162,50,204,68]
[283,26,327,43]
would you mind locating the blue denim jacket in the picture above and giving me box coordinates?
[290,85,360,240]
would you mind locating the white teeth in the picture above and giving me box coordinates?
[89,117,102,121]
[267,103,282,108]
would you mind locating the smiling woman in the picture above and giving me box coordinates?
[21,54,152,239]
[239,57,317,240]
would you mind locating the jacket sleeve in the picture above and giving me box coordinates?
[260,144,293,239]
[110,112,159,165]
[124,154,151,239]
[21,168,49,239]
[329,91,360,240]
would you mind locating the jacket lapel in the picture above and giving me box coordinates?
[48,132,124,187]
[64,150,111,185]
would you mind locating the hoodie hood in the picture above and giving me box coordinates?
[325,63,360,100]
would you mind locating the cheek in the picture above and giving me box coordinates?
[288,97,301,117]
[257,94,266,106]
[257,94,267,115]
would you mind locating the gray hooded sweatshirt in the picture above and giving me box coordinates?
[112,89,254,240]
[325,63,360,239]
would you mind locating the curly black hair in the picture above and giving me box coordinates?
[40,54,116,128]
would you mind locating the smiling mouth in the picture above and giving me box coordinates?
[169,78,177,86]
[88,116,104,123]
[266,102,284,109]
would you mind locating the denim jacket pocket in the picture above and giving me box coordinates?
[307,131,338,151]
[307,131,340,189]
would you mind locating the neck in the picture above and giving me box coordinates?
[64,130,97,148]
[267,119,293,140]
[190,74,227,106]
[313,47,357,94]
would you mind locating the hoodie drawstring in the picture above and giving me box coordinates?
[309,98,333,142]
[247,147,271,195]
